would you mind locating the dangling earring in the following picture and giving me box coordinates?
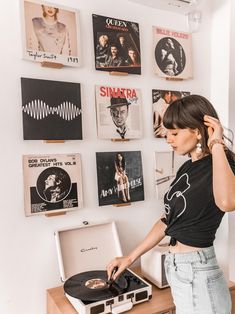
[196,142,202,156]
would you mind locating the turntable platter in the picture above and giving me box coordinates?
[64,270,128,302]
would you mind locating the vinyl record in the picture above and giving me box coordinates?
[64,270,128,301]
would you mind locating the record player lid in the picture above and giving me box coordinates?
[55,221,123,282]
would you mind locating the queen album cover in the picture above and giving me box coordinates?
[153,26,192,79]
[95,85,142,140]
[152,89,190,138]
[23,153,83,216]
[96,151,144,206]
[155,151,188,199]
[21,77,82,140]
[92,14,141,74]
[20,0,81,66]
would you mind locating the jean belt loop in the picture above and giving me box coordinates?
[198,250,207,264]
[173,254,177,270]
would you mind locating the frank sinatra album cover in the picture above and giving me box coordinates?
[95,85,142,140]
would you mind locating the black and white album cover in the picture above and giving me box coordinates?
[153,26,192,79]
[92,14,141,74]
[21,77,82,140]
[20,0,81,67]
[96,151,144,206]
[95,85,142,139]
[23,153,83,216]
[152,89,190,138]
[155,151,188,199]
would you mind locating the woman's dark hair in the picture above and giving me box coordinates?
[115,153,125,169]
[163,94,234,158]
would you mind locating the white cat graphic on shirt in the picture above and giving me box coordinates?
[164,173,190,218]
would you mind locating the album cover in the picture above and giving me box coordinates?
[21,77,82,140]
[153,26,192,79]
[23,153,83,216]
[95,85,142,140]
[152,89,190,138]
[20,0,80,66]
[155,151,188,199]
[92,14,141,74]
[96,151,144,206]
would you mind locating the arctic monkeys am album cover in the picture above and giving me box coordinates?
[96,151,144,206]
[23,153,83,216]
[21,77,82,140]
[92,14,141,74]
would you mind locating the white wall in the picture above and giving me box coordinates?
[0,1,214,314]
[228,0,235,282]
[209,0,231,277]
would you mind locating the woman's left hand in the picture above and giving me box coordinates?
[204,115,224,147]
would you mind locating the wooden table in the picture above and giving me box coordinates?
[47,269,235,314]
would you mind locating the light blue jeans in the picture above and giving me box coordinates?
[164,246,232,314]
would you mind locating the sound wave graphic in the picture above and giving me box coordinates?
[22,99,82,121]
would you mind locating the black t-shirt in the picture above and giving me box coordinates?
[162,154,235,247]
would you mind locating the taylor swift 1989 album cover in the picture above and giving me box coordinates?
[92,14,141,74]
[96,151,144,206]
[20,0,81,67]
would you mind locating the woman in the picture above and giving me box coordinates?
[114,153,130,203]
[107,95,235,314]
[29,5,71,55]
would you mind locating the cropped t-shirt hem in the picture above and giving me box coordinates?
[168,237,214,248]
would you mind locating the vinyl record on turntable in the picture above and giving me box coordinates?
[64,270,128,302]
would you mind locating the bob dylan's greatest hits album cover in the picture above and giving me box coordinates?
[21,77,82,140]
[95,85,142,140]
[96,151,144,206]
[93,14,141,74]
[23,153,83,216]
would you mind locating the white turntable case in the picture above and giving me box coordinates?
[141,243,169,289]
[54,221,152,314]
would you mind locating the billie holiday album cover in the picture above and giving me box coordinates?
[21,77,82,140]
[96,151,144,206]
[155,151,188,199]
[95,85,142,140]
[20,0,80,66]
[92,14,141,74]
[152,89,190,138]
[153,26,192,79]
[23,153,83,216]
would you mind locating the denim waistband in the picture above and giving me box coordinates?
[166,246,216,264]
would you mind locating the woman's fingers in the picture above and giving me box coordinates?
[207,126,213,138]
[204,115,222,128]
[106,257,130,281]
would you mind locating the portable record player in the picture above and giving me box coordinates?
[54,221,152,314]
